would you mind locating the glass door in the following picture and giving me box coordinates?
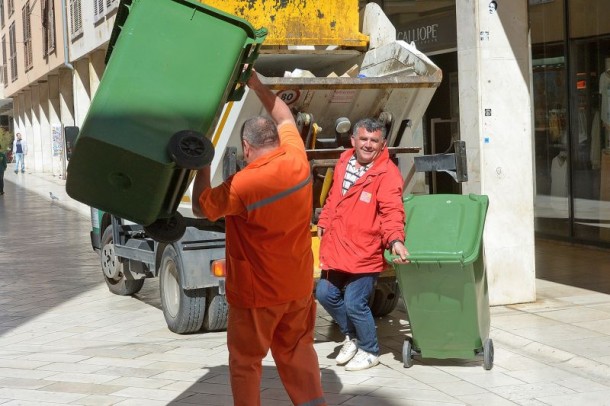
[570,36,610,242]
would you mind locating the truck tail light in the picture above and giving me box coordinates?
[211,259,226,277]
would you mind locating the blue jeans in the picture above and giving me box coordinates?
[315,270,379,355]
[14,153,24,172]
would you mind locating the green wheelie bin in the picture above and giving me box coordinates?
[66,0,266,242]
[385,193,493,370]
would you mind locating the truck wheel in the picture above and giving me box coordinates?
[369,280,400,317]
[202,287,228,332]
[101,225,145,296]
[159,244,205,334]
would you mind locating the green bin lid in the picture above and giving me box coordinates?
[399,193,489,264]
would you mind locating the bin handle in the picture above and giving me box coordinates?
[227,28,267,102]
[385,252,466,266]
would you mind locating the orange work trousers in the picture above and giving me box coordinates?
[227,294,326,406]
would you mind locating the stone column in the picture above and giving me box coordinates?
[59,68,75,126]
[38,80,53,173]
[456,0,536,305]
[30,85,42,172]
[22,89,33,172]
[73,58,91,127]
[48,74,64,177]
[89,49,106,97]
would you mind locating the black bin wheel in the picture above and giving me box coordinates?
[483,338,494,370]
[168,130,215,170]
[402,337,414,368]
[143,212,187,243]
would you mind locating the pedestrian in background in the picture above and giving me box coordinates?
[12,133,27,174]
[191,70,325,406]
[0,146,7,195]
[315,117,409,371]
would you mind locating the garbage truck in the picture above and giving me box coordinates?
[89,0,464,334]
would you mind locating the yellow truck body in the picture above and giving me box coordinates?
[201,0,368,47]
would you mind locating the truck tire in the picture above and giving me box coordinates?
[370,280,400,318]
[101,225,145,296]
[159,244,205,334]
[202,287,228,332]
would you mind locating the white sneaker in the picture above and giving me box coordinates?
[336,336,358,365]
[345,349,380,371]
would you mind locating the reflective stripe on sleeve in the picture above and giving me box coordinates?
[246,174,312,212]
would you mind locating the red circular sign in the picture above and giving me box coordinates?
[276,89,300,105]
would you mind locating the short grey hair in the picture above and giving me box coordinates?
[241,116,279,148]
[352,118,387,139]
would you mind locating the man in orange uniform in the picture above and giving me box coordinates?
[192,71,326,406]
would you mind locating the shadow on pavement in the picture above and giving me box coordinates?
[0,180,103,336]
[166,364,399,406]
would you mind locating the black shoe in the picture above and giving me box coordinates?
[14,170,17,174]
[0,192,4,195]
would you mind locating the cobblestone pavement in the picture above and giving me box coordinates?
[2,170,610,405]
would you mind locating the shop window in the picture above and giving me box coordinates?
[531,0,610,244]
[530,0,569,238]
[569,36,610,242]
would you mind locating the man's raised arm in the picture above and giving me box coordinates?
[247,71,295,128]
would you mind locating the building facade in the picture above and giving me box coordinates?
[0,0,117,177]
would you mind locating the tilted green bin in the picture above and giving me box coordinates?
[386,193,493,370]
[66,0,266,241]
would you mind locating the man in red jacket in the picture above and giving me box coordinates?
[192,71,325,406]
[316,118,409,371]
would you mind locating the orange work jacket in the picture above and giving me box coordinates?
[200,123,314,308]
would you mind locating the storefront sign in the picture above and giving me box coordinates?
[396,12,456,53]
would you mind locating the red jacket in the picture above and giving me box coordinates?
[200,124,314,308]
[318,148,405,274]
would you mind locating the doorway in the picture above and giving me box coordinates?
[426,51,461,194]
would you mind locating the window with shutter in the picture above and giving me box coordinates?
[41,0,47,56]
[69,0,82,38]
[41,0,56,57]
[94,0,103,23]
[1,34,7,86]
[105,0,118,14]
[9,22,16,81]
[22,1,32,71]
[47,1,55,53]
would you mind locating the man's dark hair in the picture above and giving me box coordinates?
[241,116,279,148]
[352,118,387,139]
